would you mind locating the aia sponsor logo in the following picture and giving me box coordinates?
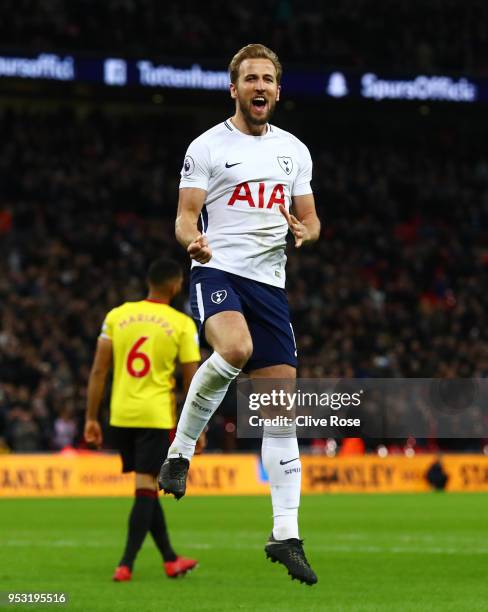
[227,182,285,209]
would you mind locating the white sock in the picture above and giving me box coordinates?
[261,434,301,541]
[168,352,240,460]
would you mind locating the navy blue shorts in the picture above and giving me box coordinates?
[190,267,297,372]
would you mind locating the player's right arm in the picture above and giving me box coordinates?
[178,138,212,263]
[175,188,212,263]
[84,337,113,447]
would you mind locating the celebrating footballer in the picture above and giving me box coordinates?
[159,44,321,585]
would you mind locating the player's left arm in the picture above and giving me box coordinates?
[280,193,321,248]
[84,337,113,448]
[180,361,199,395]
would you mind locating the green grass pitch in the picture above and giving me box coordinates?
[1,493,487,611]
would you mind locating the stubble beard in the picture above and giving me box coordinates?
[239,96,276,126]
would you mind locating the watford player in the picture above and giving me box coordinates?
[84,258,203,582]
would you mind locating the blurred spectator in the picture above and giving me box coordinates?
[5,408,43,452]
[52,407,78,450]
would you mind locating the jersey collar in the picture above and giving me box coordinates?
[225,118,272,137]
[144,298,169,305]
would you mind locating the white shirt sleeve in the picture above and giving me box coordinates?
[179,136,212,190]
[292,142,313,197]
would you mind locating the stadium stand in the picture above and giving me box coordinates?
[1,0,488,73]
[1,105,487,451]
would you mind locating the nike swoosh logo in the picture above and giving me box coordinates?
[280,458,299,465]
[225,162,242,168]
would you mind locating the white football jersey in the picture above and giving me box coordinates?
[179,119,313,288]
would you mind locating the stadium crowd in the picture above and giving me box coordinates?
[1,106,488,452]
[1,0,488,74]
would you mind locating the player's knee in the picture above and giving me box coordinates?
[220,339,253,368]
[135,472,157,491]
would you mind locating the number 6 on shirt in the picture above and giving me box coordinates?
[127,336,151,378]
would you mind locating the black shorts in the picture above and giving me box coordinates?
[110,426,171,475]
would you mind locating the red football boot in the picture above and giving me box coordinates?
[112,565,132,582]
[164,556,198,578]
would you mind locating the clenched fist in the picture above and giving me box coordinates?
[84,419,103,448]
[187,234,212,263]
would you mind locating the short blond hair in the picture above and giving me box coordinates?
[229,44,282,84]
